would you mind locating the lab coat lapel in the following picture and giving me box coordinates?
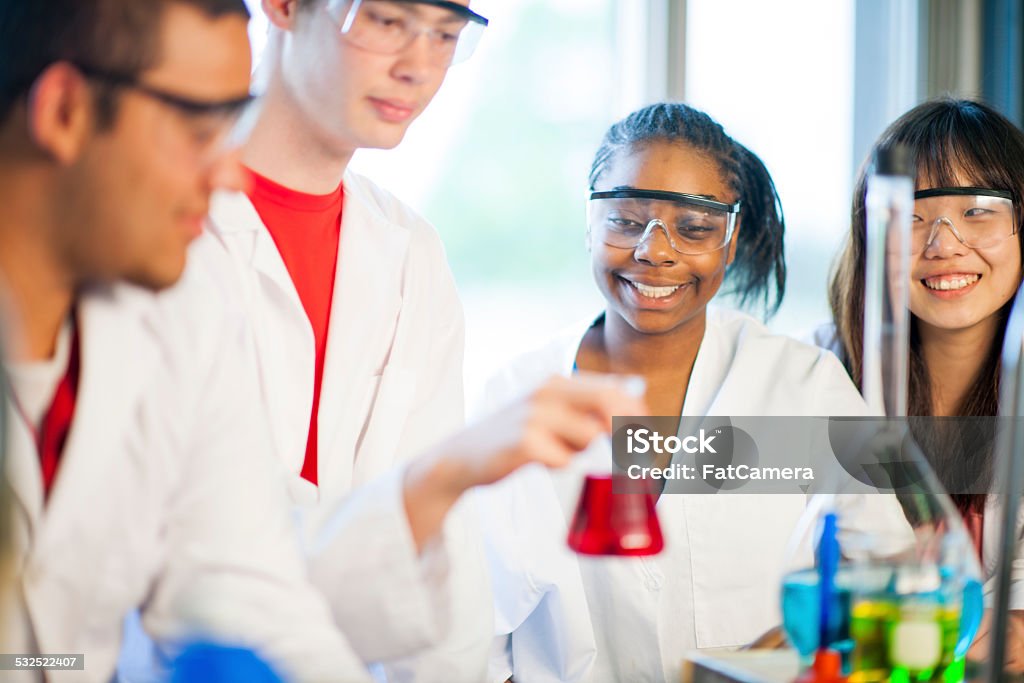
[207,191,315,477]
[674,312,732,586]
[317,176,410,496]
[680,311,729,418]
[212,191,304,315]
[6,404,43,538]
[33,287,155,555]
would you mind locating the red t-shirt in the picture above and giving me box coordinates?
[246,168,343,486]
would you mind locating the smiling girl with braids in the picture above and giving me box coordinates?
[475,103,907,683]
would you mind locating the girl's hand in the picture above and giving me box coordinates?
[968,609,1024,672]
[743,625,789,650]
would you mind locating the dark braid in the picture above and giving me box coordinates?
[589,102,786,316]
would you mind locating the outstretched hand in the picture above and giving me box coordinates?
[403,373,646,549]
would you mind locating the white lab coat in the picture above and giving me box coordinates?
[204,170,490,681]
[3,235,371,683]
[810,321,1024,610]
[475,308,910,683]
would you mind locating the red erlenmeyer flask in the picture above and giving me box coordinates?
[567,473,663,556]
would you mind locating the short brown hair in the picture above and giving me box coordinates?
[0,0,250,122]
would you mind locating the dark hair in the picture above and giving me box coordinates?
[829,98,1024,510]
[588,102,786,315]
[0,0,250,124]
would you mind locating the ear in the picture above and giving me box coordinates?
[725,217,741,266]
[262,0,301,30]
[26,63,94,164]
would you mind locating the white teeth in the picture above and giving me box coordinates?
[629,281,681,298]
[923,274,980,291]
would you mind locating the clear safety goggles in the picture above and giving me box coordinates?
[912,187,1017,254]
[325,0,489,66]
[587,189,741,256]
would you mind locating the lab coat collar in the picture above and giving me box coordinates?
[206,173,413,495]
[555,314,606,377]
[207,188,313,481]
[8,284,156,545]
[316,173,412,494]
[205,170,409,330]
[557,308,726,416]
[678,308,728,417]
[208,189,305,318]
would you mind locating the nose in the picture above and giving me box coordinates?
[633,220,678,267]
[390,32,437,85]
[922,218,969,259]
[205,147,250,194]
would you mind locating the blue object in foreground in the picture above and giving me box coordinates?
[817,513,840,649]
[956,577,984,658]
[170,642,285,683]
[782,567,854,659]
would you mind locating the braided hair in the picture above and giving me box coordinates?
[589,102,786,315]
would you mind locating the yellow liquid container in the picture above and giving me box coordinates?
[850,597,964,683]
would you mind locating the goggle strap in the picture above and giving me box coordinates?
[590,189,741,214]
[914,187,1013,201]
[365,0,489,26]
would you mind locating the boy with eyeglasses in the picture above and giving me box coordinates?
[0,1,374,680]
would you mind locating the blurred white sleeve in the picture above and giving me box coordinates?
[140,284,370,683]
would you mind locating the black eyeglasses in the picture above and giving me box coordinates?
[71,62,256,122]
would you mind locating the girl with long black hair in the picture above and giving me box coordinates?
[825,98,1024,668]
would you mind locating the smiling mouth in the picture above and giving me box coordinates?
[622,278,685,299]
[921,274,981,291]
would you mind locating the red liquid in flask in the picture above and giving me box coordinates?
[567,474,663,556]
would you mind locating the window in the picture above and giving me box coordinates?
[295,0,622,389]
[242,0,912,388]
[685,0,858,335]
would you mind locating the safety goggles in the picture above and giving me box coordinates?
[912,187,1017,254]
[587,189,741,256]
[326,0,488,66]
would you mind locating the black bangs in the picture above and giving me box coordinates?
[876,98,1024,230]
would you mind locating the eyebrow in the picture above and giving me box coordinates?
[611,184,720,200]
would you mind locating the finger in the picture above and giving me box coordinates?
[534,376,647,428]
[514,425,578,470]
[1005,617,1024,672]
[469,426,570,485]
[572,371,646,397]
[530,400,609,453]
[968,631,990,660]
[536,373,646,411]
[744,626,787,650]
[1006,656,1024,674]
